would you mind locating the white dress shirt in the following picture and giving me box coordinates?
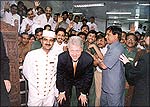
[1,11,20,32]
[35,14,53,29]
[96,44,108,72]
[87,22,98,32]
[52,41,66,58]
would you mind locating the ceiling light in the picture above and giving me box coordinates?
[108,16,128,19]
[106,12,131,15]
[139,4,150,6]
[73,3,104,7]
[127,18,149,21]
[73,12,83,15]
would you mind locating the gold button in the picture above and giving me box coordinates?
[45,82,47,84]
[46,73,47,75]
[44,86,46,88]
[44,91,46,92]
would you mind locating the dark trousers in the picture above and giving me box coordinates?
[59,86,88,107]
[0,80,10,106]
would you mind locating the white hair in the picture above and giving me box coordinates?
[68,36,83,49]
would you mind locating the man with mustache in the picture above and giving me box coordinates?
[35,6,53,29]
[23,30,58,106]
[52,27,67,58]
[88,33,108,106]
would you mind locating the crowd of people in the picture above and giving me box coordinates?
[1,1,149,107]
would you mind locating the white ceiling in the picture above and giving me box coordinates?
[40,0,149,22]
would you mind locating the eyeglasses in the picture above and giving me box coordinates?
[126,38,136,41]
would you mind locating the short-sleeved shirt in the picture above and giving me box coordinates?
[102,41,125,94]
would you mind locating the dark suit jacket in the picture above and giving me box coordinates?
[0,32,10,106]
[56,51,94,95]
[125,52,149,106]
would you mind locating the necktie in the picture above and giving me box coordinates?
[73,61,77,75]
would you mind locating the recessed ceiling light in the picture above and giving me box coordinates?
[73,3,104,7]
[73,12,83,15]
[106,12,131,15]
[127,18,149,21]
[139,3,150,6]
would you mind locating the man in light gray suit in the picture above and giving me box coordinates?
[98,26,125,106]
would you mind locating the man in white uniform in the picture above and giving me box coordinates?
[23,30,58,106]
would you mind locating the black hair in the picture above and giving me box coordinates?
[20,32,28,37]
[10,4,18,9]
[62,11,68,16]
[35,28,43,35]
[55,27,66,35]
[27,8,33,14]
[36,6,45,13]
[126,33,138,41]
[87,30,97,36]
[106,26,122,41]
[45,6,53,11]
[81,25,89,31]
[77,32,87,40]
[44,24,51,30]
[96,33,106,41]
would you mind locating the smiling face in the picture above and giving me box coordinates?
[68,44,83,62]
[125,35,137,48]
[87,33,96,44]
[56,31,65,44]
[96,37,107,48]
[41,36,54,53]
[68,36,83,61]
[45,6,52,17]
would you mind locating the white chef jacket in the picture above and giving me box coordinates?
[23,48,58,106]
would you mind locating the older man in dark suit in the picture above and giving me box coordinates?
[0,32,11,106]
[56,36,94,107]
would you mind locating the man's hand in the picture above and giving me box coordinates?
[34,0,40,7]
[78,93,88,106]
[119,54,130,64]
[4,80,11,93]
[57,93,66,105]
